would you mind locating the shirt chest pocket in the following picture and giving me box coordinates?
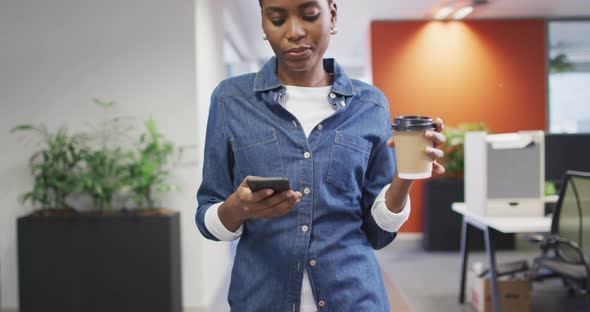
[326,131,373,192]
[230,128,284,181]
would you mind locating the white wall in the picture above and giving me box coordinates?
[0,0,229,309]
[195,0,232,311]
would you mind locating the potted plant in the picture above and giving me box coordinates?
[127,118,179,211]
[422,123,515,251]
[15,101,182,312]
[10,124,85,214]
[439,123,489,179]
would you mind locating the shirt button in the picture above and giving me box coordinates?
[317,124,323,130]
[303,151,311,159]
[318,300,326,307]
[309,259,317,267]
[301,225,308,232]
[340,101,346,107]
[329,92,336,99]
[303,187,311,195]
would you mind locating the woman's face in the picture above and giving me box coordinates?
[260,0,337,74]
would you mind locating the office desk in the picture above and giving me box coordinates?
[452,203,552,312]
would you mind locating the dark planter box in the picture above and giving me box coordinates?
[17,212,182,312]
[422,178,515,251]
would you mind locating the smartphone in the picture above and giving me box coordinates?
[246,177,291,193]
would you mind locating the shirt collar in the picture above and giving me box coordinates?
[253,56,356,97]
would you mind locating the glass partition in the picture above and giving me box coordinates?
[548,20,590,133]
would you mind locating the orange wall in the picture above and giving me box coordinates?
[371,20,547,232]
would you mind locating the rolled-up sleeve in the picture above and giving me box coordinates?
[371,185,411,232]
[204,202,243,240]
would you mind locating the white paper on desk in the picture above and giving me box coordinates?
[472,261,485,275]
[487,133,534,150]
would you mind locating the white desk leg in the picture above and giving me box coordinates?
[484,226,500,312]
[459,218,470,303]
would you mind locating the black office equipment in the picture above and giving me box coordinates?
[545,133,590,185]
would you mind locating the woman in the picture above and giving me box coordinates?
[196,0,446,311]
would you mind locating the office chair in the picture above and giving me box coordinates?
[529,170,590,306]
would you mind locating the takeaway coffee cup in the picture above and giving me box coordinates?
[392,116,435,179]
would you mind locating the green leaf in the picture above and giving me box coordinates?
[10,124,34,133]
[441,123,489,177]
[544,181,557,196]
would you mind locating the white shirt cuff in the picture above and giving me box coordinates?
[204,201,243,241]
[371,184,411,232]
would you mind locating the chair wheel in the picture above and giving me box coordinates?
[568,288,576,297]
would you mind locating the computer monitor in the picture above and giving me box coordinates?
[545,133,590,185]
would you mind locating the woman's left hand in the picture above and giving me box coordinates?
[425,117,447,176]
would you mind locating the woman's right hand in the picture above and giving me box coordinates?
[218,176,302,232]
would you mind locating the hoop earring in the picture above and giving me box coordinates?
[262,33,268,40]
[330,26,338,35]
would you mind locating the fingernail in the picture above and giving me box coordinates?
[425,147,433,153]
[266,189,274,196]
[294,199,300,204]
[286,191,294,198]
[425,131,433,138]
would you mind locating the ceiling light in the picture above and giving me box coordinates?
[434,7,454,20]
[453,6,473,19]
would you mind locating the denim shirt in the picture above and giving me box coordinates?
[196,57,397,312]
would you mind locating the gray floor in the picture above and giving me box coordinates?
[375,235,588,312]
